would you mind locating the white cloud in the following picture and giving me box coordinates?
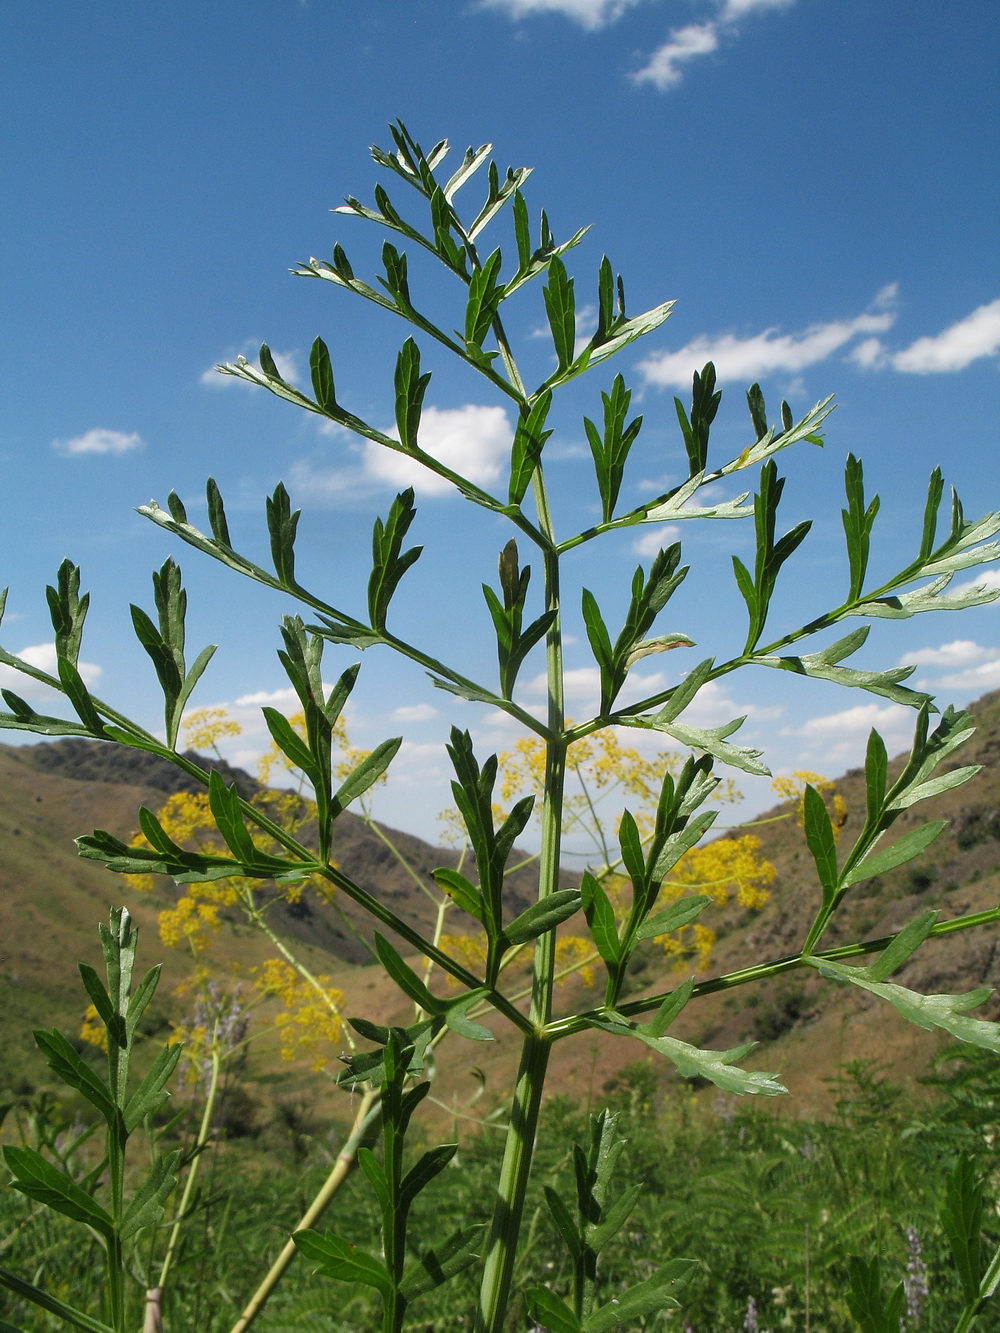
[637,303,896,388]
[479,0,643,29]
[848,337,887,369]
[234,686,301,708]
[391,703,439,723]
[52,428,144,457]
[0,643,102,700]
[935,659,1000,694]
[891,298,1000,374]
[633,525,681,557]
[633,0,798,91]
[289,403,513,504]
[364,404,513,498]
[794,702,909,739]
[201,345,301,387]
[900,640,1000,670]
[632,22,719,89]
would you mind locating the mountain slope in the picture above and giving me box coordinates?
[4,694,1000,1122]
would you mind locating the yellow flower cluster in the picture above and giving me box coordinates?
[256,958,344,1071]
[80,1002,107,1051]
[771,770,847,835]
[183,706,243,754]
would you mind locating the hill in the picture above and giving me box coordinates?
[3,694,1000,1126]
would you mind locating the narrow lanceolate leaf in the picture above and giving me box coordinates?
[502,889,582,947]
[293,1230,392,1298]
[399,1224,484,1301]
[756,648,929,709]
[589,1012,786,1096]
[330,737,402,817]
[847,1257,905,1333]
[636,895,712,942]
[543,256,576,372]
[803,784,838,899]
[373,934,445,1014]
[119,1150,180,1241]
[582,1261,695,1331]
[123,1043,183,1132]
[509,392,552,506]
[0,1269,115,1333]
[809,956,1000,1052]
[3,1146,114,1241]
[842,820,947,887]
[630,713,769,776]
[431,867,484,922]
[309,336,337,414]
[524,1287,581,1333]
[942,1154,984,1305]
[32,1029,115,1124]
[582,872,620,966]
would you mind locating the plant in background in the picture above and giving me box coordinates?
[1,909,181,1333]
[4,121,1000,1330]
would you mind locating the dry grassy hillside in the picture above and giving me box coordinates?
[3,694,1000,1128]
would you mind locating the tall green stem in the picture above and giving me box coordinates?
[474,1034,551,1333]
[476,465,564,1332]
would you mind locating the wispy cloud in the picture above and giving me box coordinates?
[633,524,680,557]
[392,703,439,723]
[637,294,896,389]
[52,428,144,457]
[891,298,1000,373]
[293,403,513,502]
[901,640,1000,670]
[633,0,796,90]
[632,23,719,89]
[479,0,643,30]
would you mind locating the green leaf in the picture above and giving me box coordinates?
[394,337,431,449]
[803,784,838,898]
[581,873,620,966]
[591,1012,786,1096]
[582,1261,695,1331]
[358,1147,390,1214]
[866,910,937,981]
[543,1184,582,1257]
[636,895,712,941]
[502,890,582,947]
[509,393,552,506]
[3,1146,114,1241]
[846,1257,905,1333]
[123,1043,182,1132]
[942,1154,984,1305]
[634,713,769,777]
[309,336,337,413]
[543,256,576,372]
[330,737,401,817]
[119,1150,180,1241]
[32,1029,115,1124]
[525,1287,582,1333]
[431,867,484,922]
[262,707,317,777]
[842,819,946,886]
[809,957,1000,1052]
[0,1268,115,1333]
[444,991,494,1042]
[293,1230,392,1298]
[401,1143,458,1208]
[589,1183,642,1255]
[399,1224,484,1301]
[374,934,444,1014]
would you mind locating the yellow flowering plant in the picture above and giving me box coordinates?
[6,122,1000,1332]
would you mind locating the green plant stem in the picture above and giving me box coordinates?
[476,463,565,1332]
[228,1085,381,1333]
[157,1048,221,1294]
[474,1033,552,1333]
[546,904,1000,1038]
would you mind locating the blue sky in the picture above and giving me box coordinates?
[2,1,999,846]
